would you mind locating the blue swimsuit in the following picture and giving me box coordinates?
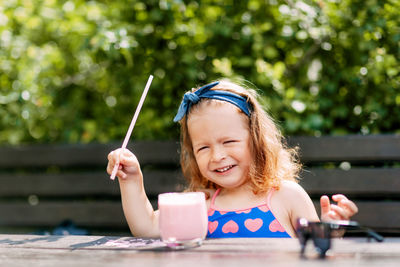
[207,189,291,238]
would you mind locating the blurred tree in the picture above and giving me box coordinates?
[0,0,399,144]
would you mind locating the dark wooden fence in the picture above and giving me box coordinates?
[0,135,399,236]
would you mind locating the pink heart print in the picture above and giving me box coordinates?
[244,218,263,232]
[208,221,218,234]
[258,205,269,213]
[222,220,239,234]
[269,219,286,232]
[235,208,252,214]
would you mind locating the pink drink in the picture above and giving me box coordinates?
[158,192,208,243]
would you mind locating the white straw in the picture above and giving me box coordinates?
[110,74,154,180]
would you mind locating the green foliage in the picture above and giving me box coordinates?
[0,0,399,144]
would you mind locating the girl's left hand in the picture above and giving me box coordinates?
[320,194,358,221]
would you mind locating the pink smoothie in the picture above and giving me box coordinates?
[158,192,208,242]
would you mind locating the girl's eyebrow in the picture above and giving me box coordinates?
[192,144,208,153]
[219,135,241,141]
[191,139,206,148]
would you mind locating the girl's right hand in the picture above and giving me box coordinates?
[107,148,142,180]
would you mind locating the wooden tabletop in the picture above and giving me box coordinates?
[1,234,400,267]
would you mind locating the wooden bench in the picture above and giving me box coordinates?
[288,135,400,235]
[0,141,183,236]
[0,135,399,236]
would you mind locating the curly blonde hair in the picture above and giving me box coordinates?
[178,79,301,194]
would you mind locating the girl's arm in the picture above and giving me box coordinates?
[285,181,320,232]
[107,148,160,237]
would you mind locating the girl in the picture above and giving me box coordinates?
[107,80,358,238]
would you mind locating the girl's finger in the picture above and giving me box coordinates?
[107,160,117,174]
[338,199,359,215]
[117,170,127,179]
[107,151,115,163]
[108,150,121,163]
[329,204,350,220]
[331,194,348,202]
[121,149,134,157]
[120,153,139,166]
[106,165,112,175]
[320,195,331,216]
[324,210,340,221]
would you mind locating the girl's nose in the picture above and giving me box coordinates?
[211,147,226,162]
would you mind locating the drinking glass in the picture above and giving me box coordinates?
[158,192,208,246]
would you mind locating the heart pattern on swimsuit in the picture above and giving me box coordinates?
[257,205,269,213]
[236,208,252,214]
[244,218,263,232]
[222,220,239,233]
[269,219,286,232]
[208,221,218,234]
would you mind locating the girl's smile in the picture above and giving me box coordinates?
[214,164,235,173]
[187,101,253,190]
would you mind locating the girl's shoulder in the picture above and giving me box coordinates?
[276,179,307,195]
[272,179,318,220]
[269,180,318,236]
[272,180,312,206]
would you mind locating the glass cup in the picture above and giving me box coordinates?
[158,192,208,245]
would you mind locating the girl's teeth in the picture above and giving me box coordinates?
[217,166,231,172]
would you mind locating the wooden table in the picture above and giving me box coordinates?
[1,234,399,267]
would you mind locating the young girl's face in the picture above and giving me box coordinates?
[187,101,253,190]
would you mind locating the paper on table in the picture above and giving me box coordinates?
[110,75,153,180]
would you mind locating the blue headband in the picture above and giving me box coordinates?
[173,81,251,122]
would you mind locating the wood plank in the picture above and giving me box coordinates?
[143,170,187,196]
[130,141,180,165]
[299,167,400,197]
[1,135,399,167]
[0,201,127,228]
[0,141,180,168]
[0,170,184,197]
[6,167,400,198]
[0,172,120,197]
[353,201,400,230]
[288,135,400,162]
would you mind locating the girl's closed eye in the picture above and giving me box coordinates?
[223,140,238,145]
[196,146,209,153]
